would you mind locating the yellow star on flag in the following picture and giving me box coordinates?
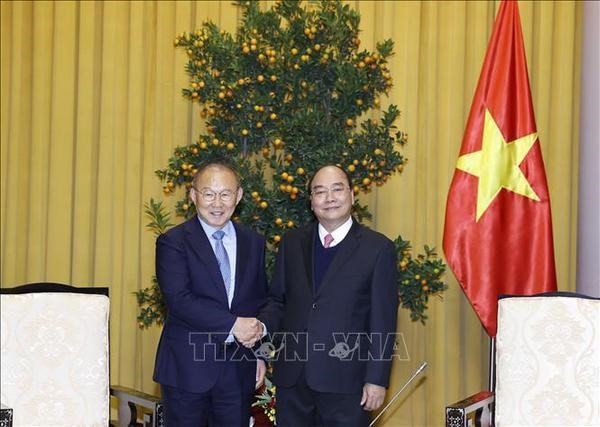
[456,109,540,221]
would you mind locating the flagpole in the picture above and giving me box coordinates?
[488,337,495,392]
[489,336,496,427]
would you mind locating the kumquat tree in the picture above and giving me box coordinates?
[136,5,446,418]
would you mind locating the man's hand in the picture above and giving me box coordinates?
[232,317,262,347]
[361,383,386,411]
[255,359,267,389]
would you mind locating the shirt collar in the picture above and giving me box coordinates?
[197,216,235,240]
[318,216,353,247]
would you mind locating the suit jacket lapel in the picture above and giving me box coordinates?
[184,218,229,305]
[300,224,315,293]
[231,222,248,308]
[317,220,361,296]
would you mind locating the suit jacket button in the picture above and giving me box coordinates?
[312,303,317,309]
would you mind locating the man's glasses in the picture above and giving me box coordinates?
[310,185,350,200]
[193,187,238,203]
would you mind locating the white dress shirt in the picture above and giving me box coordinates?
[318,216,353,247]
[198,217,237,308]
[198,217,239,342]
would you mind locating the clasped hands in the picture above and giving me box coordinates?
[232,317,263,348]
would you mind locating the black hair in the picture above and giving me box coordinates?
[307,164,353,194]
[192,158,241,187]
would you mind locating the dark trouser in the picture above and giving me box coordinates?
[161,359,253,427]
[276,373,370,427]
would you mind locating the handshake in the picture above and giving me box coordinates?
[232,317,264,348]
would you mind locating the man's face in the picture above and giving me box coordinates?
[189,166,243,229]
[310,166,354,231]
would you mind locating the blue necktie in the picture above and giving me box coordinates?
[212,230,231,298]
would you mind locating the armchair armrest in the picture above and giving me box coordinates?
[445,391,494,427]
[0,403,13,427]
[110,385,164,427]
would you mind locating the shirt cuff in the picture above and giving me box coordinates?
[260,321,268,338]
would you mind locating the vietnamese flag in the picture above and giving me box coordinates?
[442,0,557,337]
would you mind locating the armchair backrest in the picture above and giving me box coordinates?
[1,283,110,426]
[495,292,600,426]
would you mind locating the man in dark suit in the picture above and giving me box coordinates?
[259,165,399,427]
[153,161,267,426]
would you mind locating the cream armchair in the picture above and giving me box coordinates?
[446,292,600,427]
[0,283,163,427]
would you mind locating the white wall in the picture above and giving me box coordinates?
[577,1,600,297]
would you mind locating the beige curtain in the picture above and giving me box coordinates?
[0,1,581,425]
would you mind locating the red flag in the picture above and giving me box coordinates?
[442,0,557,337]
